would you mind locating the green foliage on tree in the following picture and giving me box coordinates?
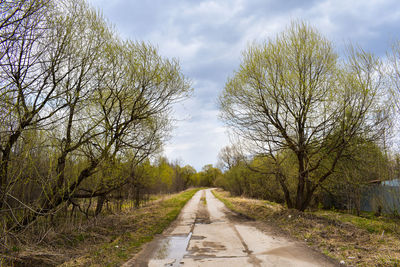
[195,164,223,187]
[219,21,388,211]
[317,139,390,215]
[0,0,192,238]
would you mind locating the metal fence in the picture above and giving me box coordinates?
[360,180,400,214]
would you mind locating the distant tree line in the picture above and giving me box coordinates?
[215,142,400,215]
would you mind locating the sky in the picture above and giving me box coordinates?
[87,0,400,170]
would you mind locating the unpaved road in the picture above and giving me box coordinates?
[124,189,337,267]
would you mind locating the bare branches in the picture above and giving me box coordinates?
[219,21,387,211]
[0,0,191,235]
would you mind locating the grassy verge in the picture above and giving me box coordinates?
[3,188,200,267]
[212,189,400,266]
[61,188,200,266]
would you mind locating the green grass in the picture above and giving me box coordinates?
[200,196,207,205]
[61,188,200,266]
[212,188,400,266]
[212,190,238,212]
[314,210,400,235]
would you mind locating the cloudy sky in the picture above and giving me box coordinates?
[87,0,400,170]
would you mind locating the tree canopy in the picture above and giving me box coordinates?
[0,0,191,231]
[219,22,388,211]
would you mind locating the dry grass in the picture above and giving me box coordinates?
[1,188,200,267]
[213,189,400,266]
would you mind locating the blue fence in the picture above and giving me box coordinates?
[360,181,400,214]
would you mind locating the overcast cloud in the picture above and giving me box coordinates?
[87,0,400,170]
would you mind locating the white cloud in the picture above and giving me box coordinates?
[182,0,244,24]
[163,95,230,170]
[155,34,204,61]
[87,0,400,170]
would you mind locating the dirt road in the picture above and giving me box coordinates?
[124,189,337,267]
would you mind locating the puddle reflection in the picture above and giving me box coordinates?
[154,232,192,266]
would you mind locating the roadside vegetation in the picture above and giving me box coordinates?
[0,0,218,264]
[2,188,200,266]
[2,0,400,266]
[218,21,395,212]
[213,189,400,266]
[212,21,400,266]
[214,141,399,216]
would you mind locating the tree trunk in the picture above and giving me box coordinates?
[295,152,306,210]
[95,194,106,216]
[17,161,98,229]
[275,173,293,209]
[0,131,22,208]
[134,186,141,208]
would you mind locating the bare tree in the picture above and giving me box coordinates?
[219,22,387,211]
[0,0,191,231]
[388,40,400,111]
[18,5,191,226]
[0,0,68,210]
[217,145,242,171]
[0,0,50,60]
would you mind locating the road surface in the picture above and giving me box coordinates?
[124,189,337,267]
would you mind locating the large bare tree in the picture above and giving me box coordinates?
[219,22,387,211]
[0,0,67,210]
[0,0,191,231]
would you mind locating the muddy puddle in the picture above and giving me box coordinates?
[153,232,192,266]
